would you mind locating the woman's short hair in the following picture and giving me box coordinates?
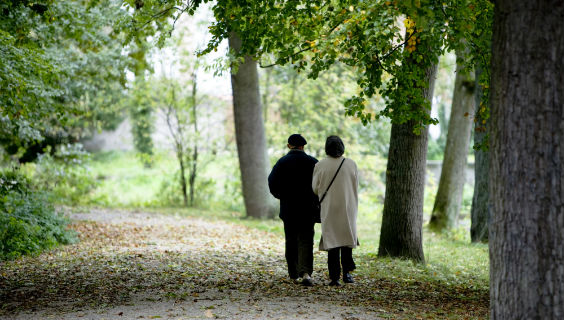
[325,136,345,157]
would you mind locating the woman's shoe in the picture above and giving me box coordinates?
[343,273,354,283]
[328,280,341,286]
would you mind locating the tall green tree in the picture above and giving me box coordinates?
[125,1,277,218]
[378,25,441,262]
[489,1,564,317]
[429,47,475,232]
[156,72,200,207]
[466,0,493,243]
[128,23,155,168]
[228,33,276,218]
[470,66,489,243]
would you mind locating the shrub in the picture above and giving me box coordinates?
[0,170,76,260]
[156,171,216,208]
[33,143,97,205]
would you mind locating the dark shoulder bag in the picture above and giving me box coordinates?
[313,158,346,223]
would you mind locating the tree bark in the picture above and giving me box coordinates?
[429,49,475,231]
[228,33,276,219]
[470,66,489,243]
[378,58,439,263]
[490,1,564,318]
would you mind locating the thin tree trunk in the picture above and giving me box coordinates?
[429,49,475,231]
[189,73,198,207]
[164,98,188,208]
[179,149,188,207]
[378,46,439,263]
[490,1,564,318]
[228,33,275,219]
[470,66,489,243]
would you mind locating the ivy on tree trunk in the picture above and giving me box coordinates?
[470,66,489,243]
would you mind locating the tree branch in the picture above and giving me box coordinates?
[259,16,346,68]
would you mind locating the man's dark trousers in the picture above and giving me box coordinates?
[283,219,315,279]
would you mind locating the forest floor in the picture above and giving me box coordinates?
[0,209,488,319]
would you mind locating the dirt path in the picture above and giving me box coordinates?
[1,209,383,319]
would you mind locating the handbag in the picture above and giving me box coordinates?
[313,158,346,223]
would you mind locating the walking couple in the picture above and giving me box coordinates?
[268,134,359,287]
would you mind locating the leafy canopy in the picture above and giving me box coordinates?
[128,0,492,133]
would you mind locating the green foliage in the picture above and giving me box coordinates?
[0,0,132,150]
[263,63,391,158]
[156,172,215,207]
[30,144,97,205]
[443,0,493,150]
[85,151,245,211]
[192,1,450,130]
[129,78,155,168]
[119,0,494,141]
[0,170,76,261]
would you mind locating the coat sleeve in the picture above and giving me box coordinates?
[268,161,282,199]
[312,163,321,195]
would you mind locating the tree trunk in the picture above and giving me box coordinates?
[490,1,564,318]
[179,149,188,207]
[470,66,489,243]
[228,33,276,219]
[188,73,198,207]
[164,89,188,208]
[429,49,475,231]
[378,59,439,263]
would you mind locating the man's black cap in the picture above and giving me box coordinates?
[288,134,307,147]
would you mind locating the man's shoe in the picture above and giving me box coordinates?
[328,280,341,286]
[301,273,313,286]
[343,273,354,283]
[301,277,313,286]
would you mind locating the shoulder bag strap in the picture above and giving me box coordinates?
[319,158,346,204]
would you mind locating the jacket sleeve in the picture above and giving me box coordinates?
[268,161,282,199]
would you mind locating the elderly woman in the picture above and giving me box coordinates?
[312,136,359,286]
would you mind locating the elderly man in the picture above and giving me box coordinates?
[268,134,318,286]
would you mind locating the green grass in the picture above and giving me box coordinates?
[88,151,176,206]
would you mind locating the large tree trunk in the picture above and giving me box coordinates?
[470,66,489,243]
[490,1,564,318]
[228,33,276,219]
[429,49,475,231]
[378,58,438,263]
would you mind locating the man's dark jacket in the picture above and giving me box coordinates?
[268,149,318,221]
